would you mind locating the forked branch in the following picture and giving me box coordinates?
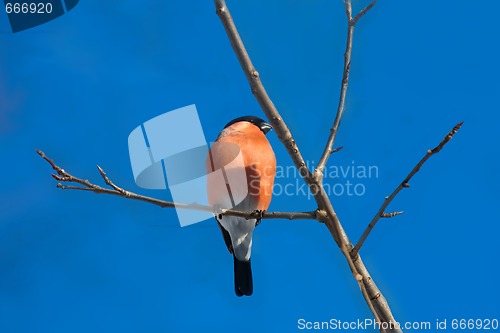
[213,1,404,332]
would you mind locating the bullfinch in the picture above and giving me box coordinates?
[206,116,276,296]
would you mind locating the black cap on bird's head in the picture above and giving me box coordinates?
[224,116,273,135]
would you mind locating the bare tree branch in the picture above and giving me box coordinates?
[34,2,461,332]
[314,0,376,181]
[36,149,316,221]
[351,121,464,257]
[213,1,404,332]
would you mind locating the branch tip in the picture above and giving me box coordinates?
[430,121,464,154]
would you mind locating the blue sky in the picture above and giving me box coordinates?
[1,0,499,332]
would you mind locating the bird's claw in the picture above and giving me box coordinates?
[254,210,265,227]
[213,206,224,220]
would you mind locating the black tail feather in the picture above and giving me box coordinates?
[233,256,253,297]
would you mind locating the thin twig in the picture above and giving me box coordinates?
[314,0,376,181]
[97,165,128,195]
[351,122,464,257]
[36,150,316,221]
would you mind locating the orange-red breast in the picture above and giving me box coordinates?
[206,116,276,296]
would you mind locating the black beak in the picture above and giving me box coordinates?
[260,122,273,134]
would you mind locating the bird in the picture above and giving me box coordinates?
[206,116,276,296]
